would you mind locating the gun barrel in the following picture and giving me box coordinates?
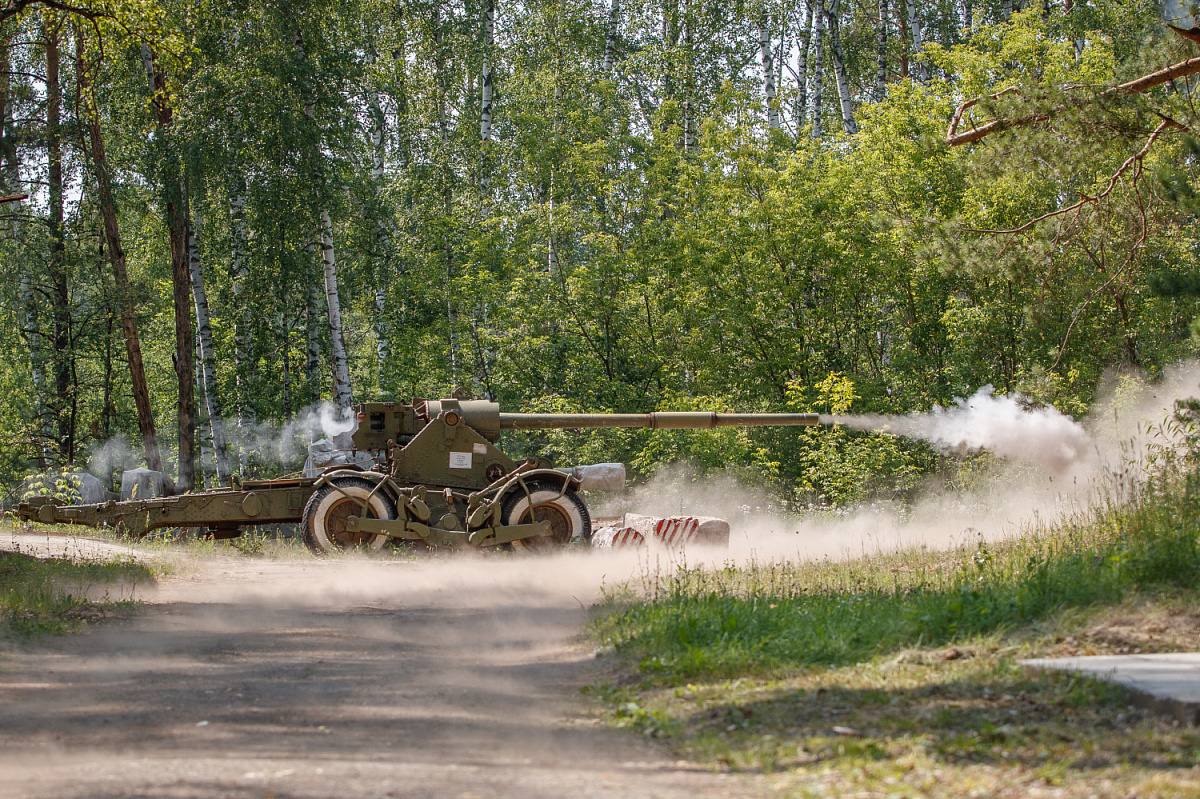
[499,411,820,431]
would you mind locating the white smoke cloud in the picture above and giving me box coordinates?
[823,386,1094,472]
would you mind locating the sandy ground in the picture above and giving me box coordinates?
[0,532,765,799]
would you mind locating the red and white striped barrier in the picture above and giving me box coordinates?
[591,513,730,550]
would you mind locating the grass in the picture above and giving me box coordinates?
[0,548,155,638]
[593,472,1200,679]
[586,467,1200,797]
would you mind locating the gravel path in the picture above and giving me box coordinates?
[0,533,760,798]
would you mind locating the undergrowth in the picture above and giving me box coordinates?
[592,409,1200,681]
[0,550,155,638]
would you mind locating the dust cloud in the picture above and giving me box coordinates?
[590,363,1200,569]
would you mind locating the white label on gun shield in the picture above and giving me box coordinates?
[472,442,488,455]
[449,452,473,469]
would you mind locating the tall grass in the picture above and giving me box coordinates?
[593,455,1200,680]
[0,551,154,637]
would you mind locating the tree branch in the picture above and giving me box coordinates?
[963,118,1182,234]
[946,31,1200,147]
[0,0,100,26]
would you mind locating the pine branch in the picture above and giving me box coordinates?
[946,33,1200,147]
[963,118,1183,235]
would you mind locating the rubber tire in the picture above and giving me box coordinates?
[501,480,592,551]
[301,478,396,555]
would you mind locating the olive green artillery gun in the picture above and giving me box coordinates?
[16,398,820,554]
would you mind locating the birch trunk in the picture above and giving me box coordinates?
[433,7,459,379]
[796,3,813,128]
[603,0,620,73]
[876,0,888,100]
[810,1,825,139]
[824,0,858,134]
[228,178,253,472]
[368,90,390,389]
[319,210,353,412]
[759,14,779,129]
[907,0,928,82]
[46,20,74,462]
[683,0,695,150]
[480,0,494,142]
[76,31,163,472]
[186,194,231,484]
[296,28,353,414]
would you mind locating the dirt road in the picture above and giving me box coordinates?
[0,534,761,799]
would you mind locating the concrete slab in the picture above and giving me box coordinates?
[1021,653,1200,725]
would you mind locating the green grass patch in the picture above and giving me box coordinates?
[592,472,1200,681]
[587,449,1200,796]
[0,550,155,638]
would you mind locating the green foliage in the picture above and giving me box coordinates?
[1,0,1198,506]
[20,470,86,504]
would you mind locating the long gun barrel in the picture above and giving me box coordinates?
[499,411,821,430]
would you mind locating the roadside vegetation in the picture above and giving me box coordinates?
[588,417,1200,796]
[0,540,155,638]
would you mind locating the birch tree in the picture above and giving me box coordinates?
[186,195,230,484]
[810,0,824,138]
[759,12,778,129]
[906,0,928,83]
[824,0,857,135]
[876,0,888,99]
[602,0,619,74]
[795,2,812,128]
[480,0,494,142]
[227,177,253,470]
[295,27,353,414]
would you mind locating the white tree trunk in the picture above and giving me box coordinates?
[227,181,253,472]
[796,3,813,128]
[759,15,779,129]
[810,0,825,139]
[876,0,888,100]
[480,0,494,141]
[368,88,390,390]
[296,28,353,415]
[824,0,858,134]
[907,0,928,82]
[603,0,620,74]
[318,210,354,412]
[187,199,231,484]
[683,0,695,150]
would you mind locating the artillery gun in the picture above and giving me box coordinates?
[16,397,820,554]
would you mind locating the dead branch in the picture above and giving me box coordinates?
[0,192,27,203]
[946,30,1200,147]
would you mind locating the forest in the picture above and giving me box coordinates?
[1,0,1198,504]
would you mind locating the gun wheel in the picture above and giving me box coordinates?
[301,478,396,555]
[501,481,591,551]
